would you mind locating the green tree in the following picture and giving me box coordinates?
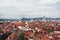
[17,32,25,40]
[47,29,54,33]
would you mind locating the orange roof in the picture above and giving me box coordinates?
[14,21,26,27]
[9,32,18,40]
[24,30,33,38]
[27,24,36,29]
[56,26,60,31]
[34,37,40,40]
[24,30,33,35]
[41,37,51,40]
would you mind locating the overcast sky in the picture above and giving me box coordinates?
[0,0,60,19]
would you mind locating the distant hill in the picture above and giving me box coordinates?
[0,18,19,21]
[21,17,60,21]
[21,17,42,21]
[0,17,60,21]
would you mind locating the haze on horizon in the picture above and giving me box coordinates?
[0,0,60,19]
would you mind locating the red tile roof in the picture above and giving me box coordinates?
[41,37,51,40]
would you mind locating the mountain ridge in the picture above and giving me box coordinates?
[0,17,60,21]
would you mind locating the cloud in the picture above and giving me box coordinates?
[0,0,60,19]
[39,0,60,4]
